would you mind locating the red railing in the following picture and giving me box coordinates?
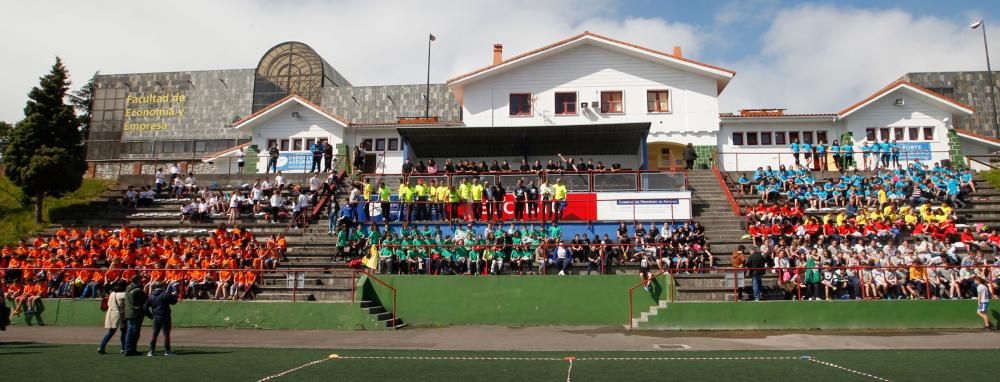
[711,164,743,216]
[627,270,674,329]
[360,170,688,193]
[352,269,397,324]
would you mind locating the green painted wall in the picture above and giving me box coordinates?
[362,275,665,327]
[638,300,1000,330]
[8,299,382,330]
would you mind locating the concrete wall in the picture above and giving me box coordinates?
[460,44,720,146]
[247,103,345,173]
[901,71,1000,138]
[718,119,840,172]
[842,89,953,166]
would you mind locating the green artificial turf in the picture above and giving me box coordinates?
[2,344,999,381]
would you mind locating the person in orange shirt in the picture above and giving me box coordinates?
[215,266,233,300]
[80,268,104,298]
[22,280,47,325]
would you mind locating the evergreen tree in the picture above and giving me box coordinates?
[0,120,12,153]
[69,72,97,141]
[3,57,87,223]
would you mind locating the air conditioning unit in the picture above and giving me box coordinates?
[894,98,904,106]
[580,102,588,109]
[591,101,600,108]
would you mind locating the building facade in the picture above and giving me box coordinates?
[900,71,1000,138]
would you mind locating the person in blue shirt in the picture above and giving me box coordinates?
[946,177,967,208]
[801,141,813,170]
[890,140,901,169]
[862,141,874,171]
[961,170,976,193]
[829,140,840,172]
[790,139,801,167]
[309,142,323,173]
[841,141,854,171]
[879,140,891,169]
[816,141,827,171]
[738,173,751,194]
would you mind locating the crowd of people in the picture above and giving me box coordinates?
[786,138,925,172]
[738,160,974,210]
[730,160,998,312]
[400,154,625,175]
[1,224,281,326]
[324,220,713,279]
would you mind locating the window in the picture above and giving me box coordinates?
[646,90,670,112]
[375,138,386,151]
[865,128,876,141]
[732,132,744,146]
[267,139,277,150]
[161,142,174,154]
[816,131,828,144]
[280,139,289,151]
[509,93,532,116]
[554,92,577,115]
[600,91,624,113]
[801,131,814,144]
[319,138,328,145]
[907,127,919,141]
[774,132,786,145]
[388,138,399,151]
[789,132,800,144]
[195,141,206,152]
[292,139,302,151]
[893,128,904,140]
[305,138,316,149]
[746,132,759,146]
[923,127,934,141]
[361,139,373,151]
[760,132,772,145]
[879,128,890,141]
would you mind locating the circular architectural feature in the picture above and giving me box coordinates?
[252,41,349,112]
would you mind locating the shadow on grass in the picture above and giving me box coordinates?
[172,349,234,356]
[0,341,59,349]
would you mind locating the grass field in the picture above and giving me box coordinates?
[0,176,110,245]
[2,343,998,381]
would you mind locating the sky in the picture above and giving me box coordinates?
[0,0,997,122]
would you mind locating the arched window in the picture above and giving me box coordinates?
[252,41,350,112]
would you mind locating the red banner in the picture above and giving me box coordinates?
[485,193,597,220]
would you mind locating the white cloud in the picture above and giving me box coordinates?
[719,4,1000,113]
[0,0,701,122]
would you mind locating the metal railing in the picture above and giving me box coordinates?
[716,149,964,172]
[627,270,675,329]
[360,170,687,193]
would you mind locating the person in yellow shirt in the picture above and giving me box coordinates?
[552,178,568,221]
[427,179,439,221]
[398,179,411,223]
[363,179,373,222]
[414,179,428,221]
[435,180,450,220]
[877,187,888,206]
[458,179,471,221]
[471,179,485,221]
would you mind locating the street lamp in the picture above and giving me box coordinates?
[425,33,436,118]
[971,20,1000,138]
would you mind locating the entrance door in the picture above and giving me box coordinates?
[658,148,675,171]
[363,153,378,173]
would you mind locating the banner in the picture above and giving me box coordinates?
[895,142,931,161]
[274,152,313,172]
[595,191,692,221]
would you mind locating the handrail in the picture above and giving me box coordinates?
[627,269,673,329]
[280,170,344,236]
[354,269,398,325]
[712,164,743,216]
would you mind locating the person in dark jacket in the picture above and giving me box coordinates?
[683,143,698,170]
[745,251,767,301]
[144,282,178,356]
[123,275,148,356]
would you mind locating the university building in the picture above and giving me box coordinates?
[84,32,994,177]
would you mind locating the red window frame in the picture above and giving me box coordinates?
[600,91,624,114]
[554,92,577,115]
[646,90,670,112]
[509,93,532,116]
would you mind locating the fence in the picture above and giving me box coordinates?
[361,170,687,193]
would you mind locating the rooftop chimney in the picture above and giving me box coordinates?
[493,43,503,65]
[672,46,682,57]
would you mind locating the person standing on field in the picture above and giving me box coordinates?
[975,276,994,330]
[98,281,127,354]
[122,275,148,356]
[145,282,178,356]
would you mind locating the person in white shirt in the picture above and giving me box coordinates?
[975,276,993,330]
[236,148,246,173]
[274,171,287,188]
[228,192,242,224]
[250,184,263,213]
[183,174,197,195]
[555,241,570,275]
[269,192,283,223]
[154,169,166,194]
[309,174,321,194]
[293,191,310,228]
[124,187,138,208]
[172,177,184,198]
[169,163,181,183]
[179,201,195,223]
[196,199,209,222]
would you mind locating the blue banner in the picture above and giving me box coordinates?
[895,142,931,161]
[274,152,313,172]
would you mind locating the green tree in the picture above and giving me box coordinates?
[68,71,97,141]
[0,120,12,153]
[3,57,87,223]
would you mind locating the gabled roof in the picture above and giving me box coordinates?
[838,80,975,118]
[954,128,1000,148]
[446,31,736,96]
[232,94,349,129]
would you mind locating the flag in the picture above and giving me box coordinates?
[363,245,379,270]
[429,33,436,41]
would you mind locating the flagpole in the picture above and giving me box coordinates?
[425,33,434,118]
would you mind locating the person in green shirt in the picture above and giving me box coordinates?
[552,178,568,222]
[397,179,410,223]
[414,179,428,221]
[448,185,460,221]
[377,181,391,223]
[548,222,562,241]
[335,227,349,262]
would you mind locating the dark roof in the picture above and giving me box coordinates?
[398,123,651,158]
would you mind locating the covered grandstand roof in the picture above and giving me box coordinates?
[398,123,650,158]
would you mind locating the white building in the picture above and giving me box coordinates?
[718,81,975,172]
[446,32,735,170]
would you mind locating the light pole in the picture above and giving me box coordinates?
[972,20,1000,138]
[426,33,436,118]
